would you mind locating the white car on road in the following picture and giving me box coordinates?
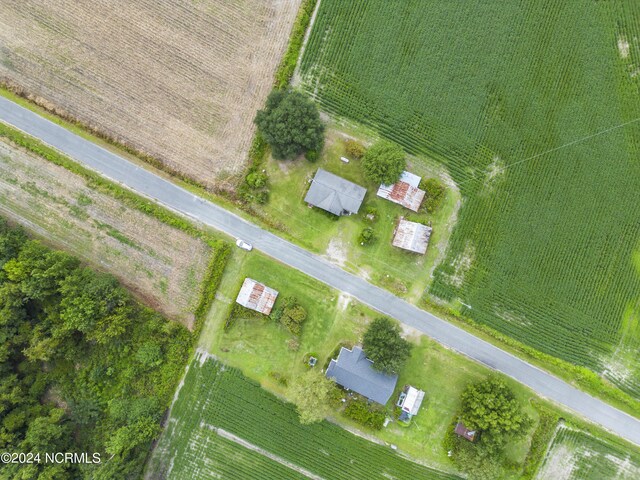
[235,239,253,251]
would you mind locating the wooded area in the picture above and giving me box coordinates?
[0,218,191,479]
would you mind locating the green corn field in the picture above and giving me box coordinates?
[299,0,640,397]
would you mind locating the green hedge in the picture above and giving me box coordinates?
[193,241,231,334]
[274,0,318,89]
[520,402,560,479]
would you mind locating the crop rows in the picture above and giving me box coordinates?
[536,426,640,479]
[172,432,306,480]
[147,356,461,480]
[299,0,640,397]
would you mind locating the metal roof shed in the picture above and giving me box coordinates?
[397,386,425,416]
[377,171,426,212]
[392,218,432,254]
[235,278,279,315]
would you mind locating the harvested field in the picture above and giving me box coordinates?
[0,0,301,188]
[0,138,211,328]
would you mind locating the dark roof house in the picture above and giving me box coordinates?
[304,169,366,216]
[325,346,398,405]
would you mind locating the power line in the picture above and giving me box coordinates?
[458,116,640,186]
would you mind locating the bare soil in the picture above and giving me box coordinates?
[0,139,211,328]
[0,0,301,189]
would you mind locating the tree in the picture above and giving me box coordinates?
[362,317,411,374]
[460,376,530,440]
[59,268,131,343]
[22,408,70,452]
[254,89,324,160]
[288,370,335,424]
[361,140,406,185]
[105,416,160,457]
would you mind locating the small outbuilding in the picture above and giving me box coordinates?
[377,171,425,212]
[392,218,432,254]
[235,278,279,315]
[326,346,398,405]
[304,169,367,216]
[454,422,479,443]
[396,385,425,421]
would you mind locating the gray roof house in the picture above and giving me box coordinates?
[325,346,398,405]
[304,169,366,216]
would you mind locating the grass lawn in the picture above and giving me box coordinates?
[198,248,540,474]
[250,126,460,301]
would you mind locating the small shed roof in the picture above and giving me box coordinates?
[454,422,478,442]
[392,218,432,254]
[235,278,279,315]
[377,171,425,212]
[400,386,425,416]
[326,346,398,405]
[304,169,367,216]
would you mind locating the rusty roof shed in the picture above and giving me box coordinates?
[392,218,432,254]
[235,278,279,315]
[377,171,425,212]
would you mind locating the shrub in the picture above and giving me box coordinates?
[245,171,267,189]
[361,140,406,185]
[420,177,446,213]
[358,227,375,246]
[344,139,366,160]
[287,338,301,351]
[255,190,269,204]
[363,206,379,223]
[305,149,320,162]
[343,398,386,430]
[271,296,308,335]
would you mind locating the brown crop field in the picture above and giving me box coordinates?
[0,139,212,328]
[0,0,301,189]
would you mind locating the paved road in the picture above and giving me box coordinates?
[2,96,639,446]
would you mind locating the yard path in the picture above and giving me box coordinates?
[2,96,640,446]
